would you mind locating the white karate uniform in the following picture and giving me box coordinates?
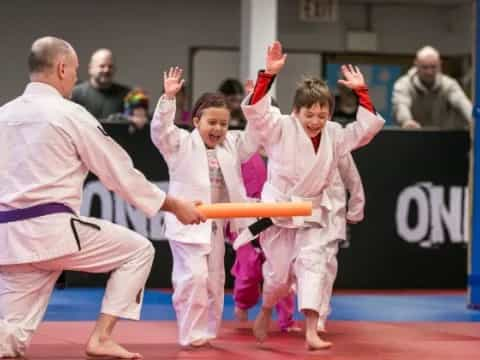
[241,93,383,315]
[317,150,365,330]
[0,83,165,357]
[151,96,257,346]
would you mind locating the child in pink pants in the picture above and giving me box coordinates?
[230,152,298,332]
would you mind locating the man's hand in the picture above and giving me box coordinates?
[402,119,421,129]
[266,41,287,75]
[162,196,206,225]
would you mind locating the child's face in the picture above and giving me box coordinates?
[131,107,148,128]
[193,107,230,148]
[295,102,331,138]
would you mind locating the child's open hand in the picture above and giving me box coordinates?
[163,66,185,98]
[338,65,365,90]
[266,41,287,75]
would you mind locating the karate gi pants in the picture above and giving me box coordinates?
[0,216,154,358]
[260,225,339,316]
[169,221,226,346]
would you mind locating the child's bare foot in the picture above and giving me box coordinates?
[86,336,143,359]
[234,306,248,322]
[305,333,332,351]
[317,321,327,334]
[253,308,272,342]
[283,324,302,333]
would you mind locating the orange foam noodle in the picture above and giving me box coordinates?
[196,202,312,219]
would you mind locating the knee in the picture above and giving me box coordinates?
[144,241,155,260]
[188,271,208,289]
[174,265,208,291]
[172,271,208,307]
[264,268,290,289]
[0,324,30,357]
[136,239,155,263]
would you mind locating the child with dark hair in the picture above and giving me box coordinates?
[241,41,384,350]
[123,88,149,133]
[150,67,258,347]
[218,78,246,128]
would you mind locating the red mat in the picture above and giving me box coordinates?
[28,320,480,359]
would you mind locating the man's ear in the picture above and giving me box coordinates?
[57,58,66,79]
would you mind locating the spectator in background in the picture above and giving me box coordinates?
[218,78,246,128]
[123,88,150,134]
[332,85,358,127]
[392,46,472,130]
[71,48,130,120]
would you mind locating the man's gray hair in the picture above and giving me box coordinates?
[28,36,73,74]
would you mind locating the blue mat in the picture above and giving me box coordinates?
[43,288,480,322]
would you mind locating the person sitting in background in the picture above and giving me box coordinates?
[392,46,472,130]
[218,78,246,128]
[71,48,130,120]
[123,88,150,134]
[332,85,358,127]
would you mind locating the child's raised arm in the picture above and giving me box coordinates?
[266,41,287,76]
[151,66,189,161]
[163,66,185,99]
[336,64,385,156]
[338,65,375,113]
[249,41,287,105]
[241,41,287,148]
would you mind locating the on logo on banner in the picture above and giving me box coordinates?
[80,180,169,241]
[395,182,468,247]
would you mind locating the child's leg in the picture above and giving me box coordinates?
[169,240,210,347]
[231,242,264,319]
[295,227,334,350]
[276,292,301,332]
[304,309,332,350]
[206,221,226,339]
[317,240,340,332]
[253,227,294,342]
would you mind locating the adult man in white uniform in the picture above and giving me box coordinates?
[0,36,205,359]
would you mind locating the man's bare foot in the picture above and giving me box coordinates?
[305,333,332,351]
[253,308,272,342]
[86,337,143,359]
[189,339,210,348]
[234,307,248,322]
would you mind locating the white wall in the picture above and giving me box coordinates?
[0,0,473,106]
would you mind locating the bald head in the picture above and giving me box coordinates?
[416,46,440,62]
[90,48,113,64]
[89,48,115,89]
[414,46,441,87]
[28,36,79,98]
[28,36,74,74]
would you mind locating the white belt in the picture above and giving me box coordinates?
[262,182,330,227]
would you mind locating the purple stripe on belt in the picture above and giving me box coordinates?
[0,203,75,223]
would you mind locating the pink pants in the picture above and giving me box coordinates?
[231,242,295,331]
